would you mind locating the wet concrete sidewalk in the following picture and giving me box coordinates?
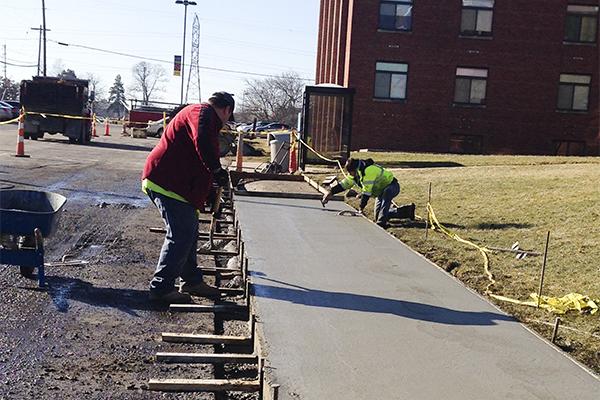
[235,196,600,400]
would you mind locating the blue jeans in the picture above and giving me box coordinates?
[146,189,203,294]
[374,179,400,224]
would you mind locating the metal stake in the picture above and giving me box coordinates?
[537,231,551,308]
[551,317,561,343]
[424,182,432,240]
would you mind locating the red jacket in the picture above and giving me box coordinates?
[142,103,222,209]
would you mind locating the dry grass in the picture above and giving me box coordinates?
[310,151,600,374]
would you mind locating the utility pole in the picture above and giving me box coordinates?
[42,0,47,76]
[30,26,50,76]
[175,0,196,105]
[2,45,6,79]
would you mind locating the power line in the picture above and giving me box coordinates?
[0,60,37,68]
[50,39,315,82]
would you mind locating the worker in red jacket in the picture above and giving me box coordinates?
[142,92,234,303]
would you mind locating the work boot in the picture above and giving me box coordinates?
[408,203,416,220]
[180,281,221,299]
[376,221,390,229]
[149,289,192,304]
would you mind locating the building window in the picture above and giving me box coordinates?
[374,62,408,100]
[461,0,494,37]
[565,5,598,43]
[557,74,591,111]
[454,67,488,105]
[379,0,413,31]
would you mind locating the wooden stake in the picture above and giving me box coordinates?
[272,384,280,400]
[551,317,561,343]
[537,231,550,308]
[424,182,432,240]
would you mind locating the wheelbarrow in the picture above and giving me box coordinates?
[0,190,67,287]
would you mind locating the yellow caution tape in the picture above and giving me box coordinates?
[293,130,350,180]
[0,116,21,125]
[24,111,93,121]
[490,293,598,315]
[426,203,599,315]
[427,203,496,293]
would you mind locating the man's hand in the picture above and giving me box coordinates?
[213,167,229,187]
[321,191,333,206]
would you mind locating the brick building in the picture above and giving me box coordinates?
[315,0,599,155]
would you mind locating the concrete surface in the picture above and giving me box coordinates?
[235,196,600,400]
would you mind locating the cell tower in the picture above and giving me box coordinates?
[185,14,201,103]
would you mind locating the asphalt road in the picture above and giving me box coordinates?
[235,195,600,400]
[0,126,245,399]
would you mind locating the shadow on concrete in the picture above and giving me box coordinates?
[252,275,515,326]
[20,276,168,314]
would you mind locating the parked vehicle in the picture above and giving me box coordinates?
[0,102,13,121]
[256,122,291,132]
[20,76,92,144]
[127,99,178,130]
[2,100,21,119]
[145,117,166,137]
[240,121,272,132]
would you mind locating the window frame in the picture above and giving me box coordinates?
[373,61,409,101]
[460,0,495,37]
[564,4,598,44]
[453,67,489,106]
[378,0,414,32]
[556,73,592,112]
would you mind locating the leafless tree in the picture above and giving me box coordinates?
[129,62,167,104]
[240,72,305,125]
[84,73,106,100]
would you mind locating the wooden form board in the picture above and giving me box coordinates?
[161,332,251,345]
[156,352,257,364]
[197,249,239,257]
[169,304,248,313]
[148,379,260,392]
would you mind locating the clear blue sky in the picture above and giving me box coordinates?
[0,0,319,104]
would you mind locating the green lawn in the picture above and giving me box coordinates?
[311,151,600,374]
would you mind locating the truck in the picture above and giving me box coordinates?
[126,99,178,130]
[20,76,93,144]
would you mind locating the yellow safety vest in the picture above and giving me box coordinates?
[340,164,395,197]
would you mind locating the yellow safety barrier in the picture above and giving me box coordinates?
[0,116,21,125]
[293,130,350,180]
[25,111,93,121]
[425,202,599,315]
[491,293,598,315]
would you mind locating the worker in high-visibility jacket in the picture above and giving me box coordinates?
[322,158,415,228]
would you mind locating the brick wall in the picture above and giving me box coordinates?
[316,0,599,155]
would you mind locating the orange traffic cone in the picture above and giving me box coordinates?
[15,113,30,158]
[92,114,99,138]
[289,142,298,173]
[104,119,111,136]
[289,131,299,173]
[235,132,244,172]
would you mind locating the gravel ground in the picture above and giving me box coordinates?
[0,128,256,399]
